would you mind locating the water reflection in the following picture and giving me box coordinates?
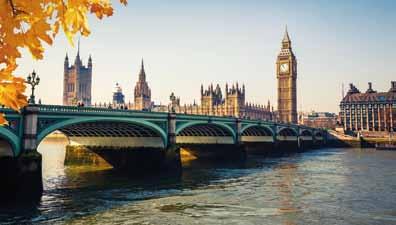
[1,138,396,225]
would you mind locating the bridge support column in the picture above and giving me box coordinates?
[0,106,43,202]
[235,118,242,144]
[162,113,181,173]
[272,124,279,151]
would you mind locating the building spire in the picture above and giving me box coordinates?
[74,37,81,65]
[88,54,92,68]
[282,25,291,43]
[138,58,146,81]
[77,37,80,57]
[64,52,69,68]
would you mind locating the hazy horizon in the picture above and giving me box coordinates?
[15,0,396,113]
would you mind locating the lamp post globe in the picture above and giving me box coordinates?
[26,70,40,104]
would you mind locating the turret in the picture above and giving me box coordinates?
[88,54,92,69]
[215,84,221,94]
[74,38,81,66]
[347,83,360,95]
[389,81,396,93]
[365,82,376,94]
[64,53,69,69]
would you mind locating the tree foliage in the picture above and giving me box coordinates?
[0,0,127,124]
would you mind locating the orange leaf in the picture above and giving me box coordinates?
[0,114,9,126]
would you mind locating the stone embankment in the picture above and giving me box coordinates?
[327,130,396,148]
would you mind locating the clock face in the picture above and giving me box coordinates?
[280,63,289,73]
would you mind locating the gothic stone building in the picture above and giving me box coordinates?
[340,82,396,132]
[63,45,92,106]
[277,28,298,124]
[168,83,274,120]
[133,60,152,110]
[94,60,152,110]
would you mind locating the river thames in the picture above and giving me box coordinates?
[1,138,396,225]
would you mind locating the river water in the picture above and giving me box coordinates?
[1,138,396,225]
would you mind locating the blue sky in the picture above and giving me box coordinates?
[15,0,396,112]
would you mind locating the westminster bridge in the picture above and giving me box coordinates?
[0,105,325,200]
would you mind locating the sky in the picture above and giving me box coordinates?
[15,0,396,113]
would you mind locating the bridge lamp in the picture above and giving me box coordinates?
[26,70,40,104]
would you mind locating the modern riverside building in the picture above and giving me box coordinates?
[165,83,275,120]
[340,82,396,132]
[63,41,92,106]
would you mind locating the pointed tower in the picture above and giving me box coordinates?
[276,26,297,123]
[134,59,152,110]
[74,38,82,66]
[63,53,70,105]
[62,39,92,106]
[88,54,92,69]
[64,53,69,70]
[139,59,146,81]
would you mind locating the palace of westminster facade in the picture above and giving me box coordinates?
[63,29,298,123]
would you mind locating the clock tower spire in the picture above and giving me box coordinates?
[276,26,297,124]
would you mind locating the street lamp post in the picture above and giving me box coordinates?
[26,70,40,104]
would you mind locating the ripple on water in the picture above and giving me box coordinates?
[2,146,396,225]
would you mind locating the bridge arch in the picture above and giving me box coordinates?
[314,130,323,138]
[241,124,274,136]
[0,126,19,157]
[37,117,168,147]
[176,121,236,144]
[300,129,313,137]
[277,127,298,136]
[240,124,274,143]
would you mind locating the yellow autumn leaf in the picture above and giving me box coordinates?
[0,0,126,125]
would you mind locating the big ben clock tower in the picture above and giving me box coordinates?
[276,27,297,124]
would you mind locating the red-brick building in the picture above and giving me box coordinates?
[339,82,396,132]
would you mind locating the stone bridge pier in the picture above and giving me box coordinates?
[0,106,43,201]
[174,118,246,162]
[63,114,182,175]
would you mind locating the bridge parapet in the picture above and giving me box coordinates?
[36,104,169,118]
[0,104,326,156]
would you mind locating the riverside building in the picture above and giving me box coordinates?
[339,82,396,132]
[166,84,274,120]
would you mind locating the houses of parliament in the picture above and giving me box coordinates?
[63,29,298,123]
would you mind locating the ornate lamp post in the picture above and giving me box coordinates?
[26,70,40,104]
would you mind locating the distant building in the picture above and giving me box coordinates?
[63,41,92,106]
[277,27,298,124]
[340,82,396,132]
[165,83,274,120]
[112,83,125,106]
[299,111,338,129]
[133,59,152,110]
